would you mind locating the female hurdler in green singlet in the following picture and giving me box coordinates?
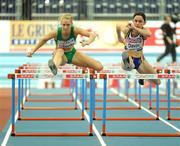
[27,13,103,75]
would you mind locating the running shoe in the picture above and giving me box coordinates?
[138,79,144,85]
[48,59,57,75]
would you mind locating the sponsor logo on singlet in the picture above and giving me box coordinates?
[57,38,76,48]
[125,34,144,51]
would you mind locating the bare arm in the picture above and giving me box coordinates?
[74,27,96,47]
[128,22,151,38]
[134,27,151,38]
[116,24,122,41]
[27,31,57,57]
[116,23,129,44]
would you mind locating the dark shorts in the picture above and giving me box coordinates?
[132,55,145,70]
[64,47,76,64]
[133,58,142,69]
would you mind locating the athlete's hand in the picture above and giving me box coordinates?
[80,41,89,47]
[26,48,33,57]
[118,37,126,44]
[26,51,33,57]
[127,22,136,30]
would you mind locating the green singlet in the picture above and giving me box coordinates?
[56,25,77,63]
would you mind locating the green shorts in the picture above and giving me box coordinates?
[64,47,76,64]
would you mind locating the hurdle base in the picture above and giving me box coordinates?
[11,133,15,136]
[167,117,171,120]
[151,107,180,110]
[22,106,78,110]
[26,98,74,102]
[103,132,180,137]
[13,132,92,137]
[101,133,106,136]
[167,117,180,121]
[80,98,128,102]
[156,117,159,120]
[18,117,84,121]
[88,132,93,136]
[86,106,140,110]
[95,117,157,121]
[31,93,71,96]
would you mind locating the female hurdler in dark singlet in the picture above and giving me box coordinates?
[116,12,161,85]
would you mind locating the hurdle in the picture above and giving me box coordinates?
[165,67,180,97]
[8,73,93,136]
[14,65,96,115]
[149,69,180,120]
[84,78,139,111]
[100,73,180,137]
[8,65,180,136]
[16,77,76,111]
[16,64,91,100]
[128,69,180,111]
[16,65,77,99]
[17,77,87,120]
[92,73,159,121]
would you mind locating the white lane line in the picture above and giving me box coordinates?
[1,113,18,146]
[1,90,28,146]
[73,93,107,146]
[110,88,180,133]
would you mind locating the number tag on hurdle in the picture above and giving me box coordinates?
[158,74,175,79]
[62,69,82,74]
[108,74,126,79]
[66,74,85,79]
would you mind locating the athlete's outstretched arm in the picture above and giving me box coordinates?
[134,27,151,38]
[75,27,97,47]
[128,22,151,39]
[27,31,57,57]
[116,24,129,44]
[116,24,123,43]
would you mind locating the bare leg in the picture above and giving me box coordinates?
[48,49,68,75]
[137,60,161,85]
[72,51,103,71]
[53,49,67,67]
[121,61,125,70]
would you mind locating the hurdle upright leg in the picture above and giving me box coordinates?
[167,79,171,120]
[149,82,152,109]
[8,74,16,136]
[156,84,159,119]
[102,76,107,135]
[18,79,21,119]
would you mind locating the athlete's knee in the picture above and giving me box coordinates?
[157,79,161,85]
[53,57,64,68]
[121,51,135,71]
[121,60,135,71]
[95,61,103,71]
